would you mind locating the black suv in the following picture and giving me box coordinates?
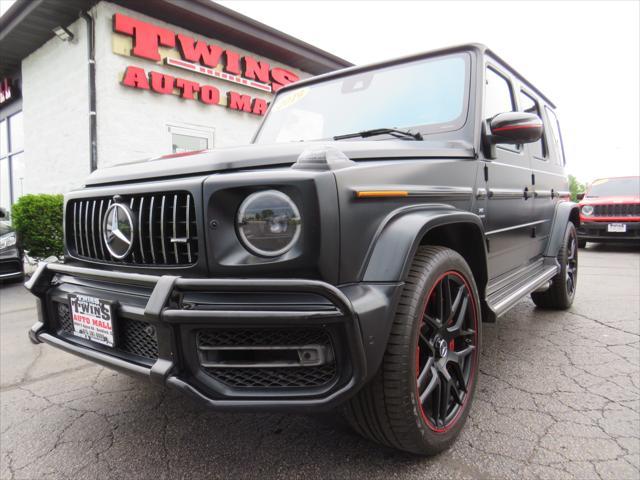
[27,44,579,455]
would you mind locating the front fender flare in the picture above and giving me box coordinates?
[362,205,487,282]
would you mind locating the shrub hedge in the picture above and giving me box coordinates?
[11,194,64,258]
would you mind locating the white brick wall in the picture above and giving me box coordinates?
[22,16,91,194]
[94,1,309,169]
[21,1,311,194]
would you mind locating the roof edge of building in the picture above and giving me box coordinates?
[0,0,353,78]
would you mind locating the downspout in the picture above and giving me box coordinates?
[81,11,98,172]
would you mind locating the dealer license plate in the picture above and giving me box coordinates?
[68,294,115,347]
[607,223,627,233]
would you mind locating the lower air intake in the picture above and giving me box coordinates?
[196,328,338,389]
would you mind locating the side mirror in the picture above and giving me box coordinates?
[0,207,7,220]
[490,112,543,144]
[483,112,543,159]
[576,193,585,201]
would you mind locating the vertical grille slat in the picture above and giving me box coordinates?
[160,195,167,264]
[129,197,137,263]
[84,202,91,258]
[90,201,98,260]
[185,194,192,263]
[149,196,157,264]
[73,202,80,257]
[67,192,198,266]
[78,201,85,257]
[98,200,106,260]
[138,196,146,264]
[172,194,179,264]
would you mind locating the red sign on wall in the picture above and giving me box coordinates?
[112,13,300,115]
[0,78,17,105]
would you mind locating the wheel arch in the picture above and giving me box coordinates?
[544,201,580,258]
[362,207,488,297]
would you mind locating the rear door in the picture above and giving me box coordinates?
[481,65,535,280]
[519,89,560,258]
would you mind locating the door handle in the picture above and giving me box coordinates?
[524,187,529,200]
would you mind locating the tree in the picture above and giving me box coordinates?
[568,174,585,202]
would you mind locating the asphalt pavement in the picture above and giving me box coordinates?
[1,244,639,480]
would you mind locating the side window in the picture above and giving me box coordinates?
[545,107,566,166]
[520,91,546,159]
[484,67,515,120]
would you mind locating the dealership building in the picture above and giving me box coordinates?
[0,0,350,211]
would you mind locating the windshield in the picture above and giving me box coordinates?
[255,53,470,144]
[586,177,640,198]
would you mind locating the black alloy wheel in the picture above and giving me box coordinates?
[416,271,478,432]
[345,246,481,455]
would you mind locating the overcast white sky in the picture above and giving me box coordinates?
[218,0,639,183]
[2,0,638,183]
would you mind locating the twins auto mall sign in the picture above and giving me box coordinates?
[113,13,300,115]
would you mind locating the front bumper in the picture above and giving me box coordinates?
[577,221,640,242]
[26,262,401,410]
[0,247,23,280]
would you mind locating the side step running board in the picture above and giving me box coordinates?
[486,260,559,318]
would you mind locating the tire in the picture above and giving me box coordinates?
[578,238,587,248]
[531,222,578,309]
[344,246,481,455]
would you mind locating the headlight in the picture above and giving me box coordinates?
[0,232,17,249]
[581,205,594,216]
[236,190,301,257]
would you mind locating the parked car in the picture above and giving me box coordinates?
[577,176,640,247]
[0,207,24,283]
[25,44,579,455]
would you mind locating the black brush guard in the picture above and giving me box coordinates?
[25,262,369,410]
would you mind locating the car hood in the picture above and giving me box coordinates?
[580,196,640,205]
[84,140,474,187]
[0,221,14,236]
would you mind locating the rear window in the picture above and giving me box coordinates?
[586,177,640,198]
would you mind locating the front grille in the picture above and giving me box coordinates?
[593,203,640,217]
[197,328,337,389]
[66,192,198,265]
[55,302,159,360]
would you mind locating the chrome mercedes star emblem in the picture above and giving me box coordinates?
[103,202,135,259]
[436,338,448,358]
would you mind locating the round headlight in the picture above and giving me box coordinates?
[237,190,301,257]
[581,205,594,216]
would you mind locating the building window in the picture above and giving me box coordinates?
[167,123,214,154]
[0,111,24,210]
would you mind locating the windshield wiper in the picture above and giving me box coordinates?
[333,128,423,141]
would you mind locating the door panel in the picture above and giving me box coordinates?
[484,155,534,280]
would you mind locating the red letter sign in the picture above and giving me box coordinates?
[270,68,300,92]
[122,66,150,89]
[149,71,175,94]
[176,78,200,100]
[243,56,270,84]
[227,91,252,112]
[113,13,175,61]
[176,34,224,68]
[199,85,220,105]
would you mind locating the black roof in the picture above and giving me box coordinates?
[0,0,352,79]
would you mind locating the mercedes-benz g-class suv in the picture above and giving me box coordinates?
[26,44,579,455]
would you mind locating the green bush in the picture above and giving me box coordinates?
[11,194,64,258]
